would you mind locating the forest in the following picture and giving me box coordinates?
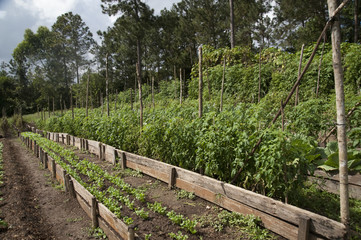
[1,0,361,238]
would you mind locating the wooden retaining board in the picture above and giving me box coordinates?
[41,131,347,239]
[121,150,346,239]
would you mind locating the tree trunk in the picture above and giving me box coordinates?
[106,53,110,117]
[180,68,183,104]
[295,44,305,106]
[136,63,143,129]
[130,88,134,110]
[86,71,89,118]
[229,0,235,48]
[328,0,349,230]
[52,97,54,115]
[174,65,177,99]
[220,57,226,112]
[355,0,359,43]
[316,35,326,98]
[198,46,203,118]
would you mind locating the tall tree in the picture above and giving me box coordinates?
[355,0,359,42]
[52,12,95,84]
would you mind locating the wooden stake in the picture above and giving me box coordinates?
[169,167,177,189]
[220,57,226,112]
[67,175,76,198]
[180,68,183,104]
[298,217,310,240]
[63,170,68,192]
[136,62,143,129]
[198,46,203,118]
[121,152,126,170]
[295,44,305,106]
[86,70,90,117]
[51,159,56,179]
[316,35,326,98]
[91,196,99,228]
[106,53,110,117]
[328,0,349,229]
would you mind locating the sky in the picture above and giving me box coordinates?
[0,0,180,63]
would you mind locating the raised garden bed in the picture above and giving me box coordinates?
[24,126,348,239]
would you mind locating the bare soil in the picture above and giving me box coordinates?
[0,137,97,240]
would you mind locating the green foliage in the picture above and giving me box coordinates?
[176,190,195,200]
[168,231,189,240]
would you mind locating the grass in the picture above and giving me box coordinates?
[289,183,361,235]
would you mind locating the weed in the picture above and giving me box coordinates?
[176,189,195,200]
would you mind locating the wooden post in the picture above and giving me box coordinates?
[121,152,126,170]
[295,44,305,106]
[198,46,203,118]
[298,217,310,240]
[328,0,350,229]
[86,140,89,151]
[128,226,135,240]
[44,153,48,169]
[112,149,117,165]
[91,197,99,228]
[169,167,177,189]
[51,159,56,179]
[67,175,76,198]
[99,143,102,159]
[63,170,68,192]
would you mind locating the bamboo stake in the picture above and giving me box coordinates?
[152,76,155,109]
[295,44,305,106]
[316,35,326,98]
[220,57,226,112]
[198,46,203,118]
[106,53,110,117]
[180,68,183,104]
[86,71,89,118]
[328,0,349,230]
[136,63,143,129]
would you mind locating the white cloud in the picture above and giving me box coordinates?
[0,11,6,19]
[14,0,76,23]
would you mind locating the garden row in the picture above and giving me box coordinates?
[21,130,277,240]
[24,125,347,240]
[0,142,6,230]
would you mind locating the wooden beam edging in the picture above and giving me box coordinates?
[313,170,361,187]
[121,150,346,239]
[33,129,347,239]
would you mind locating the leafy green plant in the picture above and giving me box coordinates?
[168,231,188,240]
[147,201,167,215]
[176,190,195,200]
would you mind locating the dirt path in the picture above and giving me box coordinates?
[0,137,97,240]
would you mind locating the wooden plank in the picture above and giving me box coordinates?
[123,151,344,238]
[55,163,65,185]
[76,192,92,219]
[71,177,93,205]
[313,170,361,187]
[104,145,116,164]
[126,161,168,183]
[98,202,129,240]
[308,176,361,201]
[87,140,100,156]
[98,217,121,240]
